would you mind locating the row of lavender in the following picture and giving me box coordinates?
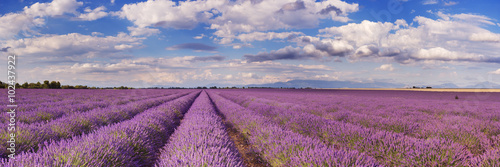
[206,90,379,166]
[0,91,252,166]
[0,89,174,112]
[4,88,497,166]
[0,89,192,158]
[0,89,180,124]
[212,89,500,166]
[1,89,248,166]
[155,91,243,166]
[2,90,201,166]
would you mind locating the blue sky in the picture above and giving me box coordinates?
[1,0,500,87]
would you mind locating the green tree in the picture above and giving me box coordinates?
[49,81,57,89]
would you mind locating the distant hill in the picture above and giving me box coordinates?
[245,79,405,88]
[432,83,460,88]
[466,81,500,88]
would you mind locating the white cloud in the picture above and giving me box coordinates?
[0,0,83,39]
[91,32,104,36]
[489,69,500,75]
[438,12,496,25]
[118,0,224,29]
[111,0,115,4]
[77,6,108,21]
[375,64,394,71]
[23,0,83,17]
[114,44,134,50]
[352,45,379,59]
[411,47,486,62]
[422,0,438,5]
[2,32,144,61]
[127,26,160,37]
[244,39,354,62]
[316,13,500,64]
[320,20,401,47]
[469,33,500,42]
[444,1,458,6]
[236,31,304,43]
[210,0,358,44]
[193,34,205,39]
[28,55,336,86]
[118,0,359,44]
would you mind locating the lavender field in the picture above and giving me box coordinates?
[2,89,500,166]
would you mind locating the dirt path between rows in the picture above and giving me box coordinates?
[207,93,270,167]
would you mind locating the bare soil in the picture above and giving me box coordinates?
[207,93,270,167]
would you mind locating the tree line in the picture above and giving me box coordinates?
[0,80,132,89]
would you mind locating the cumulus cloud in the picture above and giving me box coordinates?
[241,72,262,79]
[193,34,205,39]
[469,33,500,42]
[489,69,500,75]
[77,6,107,21]
[127,26,160,36]
[353,45,379,59]
[276,1,306,14]
[211,0,358,44]
[244,46,307,62]
[318,5,342,15]
[0,0,83,39]
[318,13,500,64]
[320,20,400,47]
[2,32,143,62]
[30,55,335,87]
[244,38,353,62]
[118,0,359,44]
[166,43,217,51]
[1,47,11,52]
[422,0,438,5]
[189,55,225,62]
[118,0,224,29]
[444,1,458,6]
[237,31,304,42]
[375,64,394,71]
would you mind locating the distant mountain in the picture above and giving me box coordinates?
[245,79,405,88]
[432,83,460,88]
[466,81,500,88]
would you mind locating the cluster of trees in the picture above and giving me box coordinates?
[0,80,133,89]
[0,80,61,89]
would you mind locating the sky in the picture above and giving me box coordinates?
[0,0,500,88]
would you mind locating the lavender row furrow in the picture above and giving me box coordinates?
[0,91,194,157]
[217,91,475,166]
[0,91,200,166]
[155,91,243,167]
[0,89,178,113]
[207,91,379,166]
[11,91,179,125]
[219,90,497,156]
